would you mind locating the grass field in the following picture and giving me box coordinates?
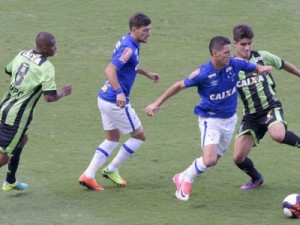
[1,0,300,224]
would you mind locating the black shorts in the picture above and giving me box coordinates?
[236,107,286,145]
[0,122,26,157]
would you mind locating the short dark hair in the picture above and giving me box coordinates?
[233,24,254,41]
[209,36,231,56]
[129,12,151,30]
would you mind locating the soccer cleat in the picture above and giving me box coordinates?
[173,173,182,193]
[2,181,28,192]
[240,175,264,191]
[101,167,126,186]
[175,181,192,201]
[78,174,104,191]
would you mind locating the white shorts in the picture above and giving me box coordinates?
[98,98,142,134]
[198,114,238,156]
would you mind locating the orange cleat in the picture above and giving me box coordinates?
[78,174,104,191]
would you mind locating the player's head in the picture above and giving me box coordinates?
[209,36,232,69]
[35,32,57,57]
[233,24,254,42]
[233,24,254,59]
[129,13,152,43]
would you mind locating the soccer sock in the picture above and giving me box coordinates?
[184,157,207,183]
[107,138,144,172]
[84,139,119,178]
[235,157,261,180]
[6,147,23,184]
[281,131,300,148]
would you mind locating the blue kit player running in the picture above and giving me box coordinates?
[145,36,271,201]
[79,12,160,191]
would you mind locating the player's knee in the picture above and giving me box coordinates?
[270,133,284,143]
[203,158,218,167]
[233,154,244,164]
[0,152,9,167]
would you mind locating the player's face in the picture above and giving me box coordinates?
[132,24,152,43]
[234,38,252,60]
[214,44,232,67]
[43,38,57,57]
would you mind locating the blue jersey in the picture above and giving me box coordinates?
[184,58,257,118]
[99,33,140,104]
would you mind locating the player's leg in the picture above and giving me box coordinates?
[102,104,144,186]
[0,152,9,167]
[175,116,226,201]
[267,108,300,147]
[79,98,120,190]
[4,135,28,188]
[1,126,28,191]
[234,134,263,190]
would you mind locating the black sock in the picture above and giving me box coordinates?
[282,131,300,148]
[6,147,22,184]
[235,157,261,181]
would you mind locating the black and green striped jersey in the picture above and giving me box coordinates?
[0,50,57,128]
[236,50,283,115]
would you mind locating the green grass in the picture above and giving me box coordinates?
[1,0,300,224]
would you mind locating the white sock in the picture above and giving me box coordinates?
[84,139,119,178]
[107,138,144,172]
[184,157,207,183]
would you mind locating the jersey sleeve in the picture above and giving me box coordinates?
[5,60,13,76]
[233,58,256,73]
[111,45,133,69]
[183,67,201,88]
[41,63,57,93]
[259,50,283,69]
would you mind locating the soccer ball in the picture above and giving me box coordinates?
[282,194,300,218]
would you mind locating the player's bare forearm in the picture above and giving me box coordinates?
[283,61,300,77]
[138,67,160,83]
[145,80,185,116]
[43,84,72,102]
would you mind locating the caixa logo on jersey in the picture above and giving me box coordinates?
[210,86,237,100]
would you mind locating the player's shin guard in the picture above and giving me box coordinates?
[281,131,300,148]
[108,138,144,171]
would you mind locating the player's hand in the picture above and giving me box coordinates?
[257,65,272,75]
[145,103,159,117]
[62,84,72,96]
[149,72,160,83]
[116,93,126,108]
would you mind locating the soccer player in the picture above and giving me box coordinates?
[78,12,160,191]
[145,36,272,201]
[0,32,72,191]
[232,24,300,191]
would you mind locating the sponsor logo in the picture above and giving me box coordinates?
[237,75,265,88]
[208,73,217,79]
[210,80,218,86]
[210,86,237,100]
[265,110,273,124]
[119,47,133,63]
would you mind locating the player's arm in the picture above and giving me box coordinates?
[104,63,126,108]
[145,80,185,116]
[282,61,300,78]
[43,84,72,102]
[138,67,160,83]
[254,65,272,75]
